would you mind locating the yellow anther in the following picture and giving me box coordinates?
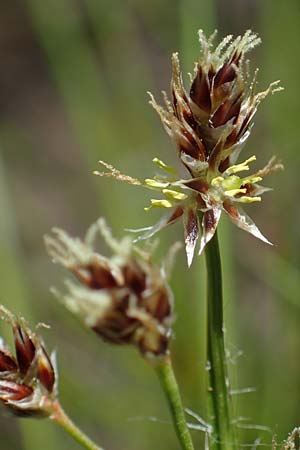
[224,155,257,175]
[144,199,173,211]
[241,176,262,185]
[162,189,187,201]
[152,157,178,175]
[145,179,169,188]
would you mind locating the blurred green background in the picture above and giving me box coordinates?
[0,0,299,449]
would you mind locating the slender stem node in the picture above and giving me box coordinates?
[49,401,104,450]
[155,355,195,450]
[204,230,236,450]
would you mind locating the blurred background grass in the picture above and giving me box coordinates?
[0,0,299,449]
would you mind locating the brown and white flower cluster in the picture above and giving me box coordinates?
[95,30,283,265]
[45,219,175,358]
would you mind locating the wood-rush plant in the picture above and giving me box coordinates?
[93,29,283,450]
[0,30,287,450]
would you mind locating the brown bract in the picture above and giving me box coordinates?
[0,307,57,417]
[45,219,175,359]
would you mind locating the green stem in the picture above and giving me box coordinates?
[155,355,195,450]
[49,401,104,450]
[204,231,236,450]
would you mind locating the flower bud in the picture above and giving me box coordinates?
[45,219,175,358]
[0,307,57,417]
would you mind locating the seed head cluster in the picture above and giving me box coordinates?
[45,219,174,358]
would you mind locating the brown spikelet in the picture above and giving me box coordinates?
[0,307,57,416]
[46,219,174,358]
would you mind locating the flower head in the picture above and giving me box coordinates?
[45,219,176,359]
[0,307,57,417]
[94,30,283,265]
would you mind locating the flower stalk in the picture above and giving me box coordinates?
[155,355,195,450]
[204,228,236,450]
[49,401,104,450]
